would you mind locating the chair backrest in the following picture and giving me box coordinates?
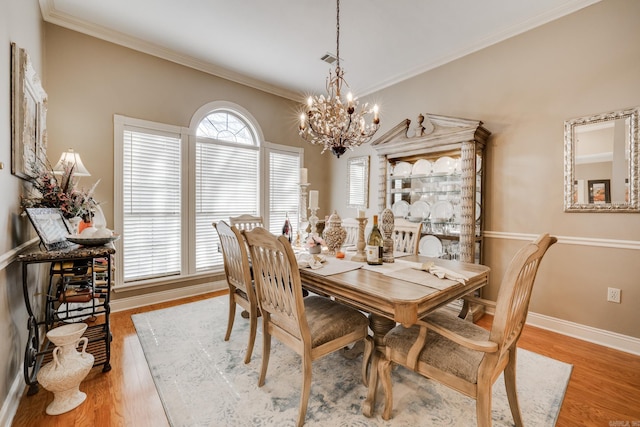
[393,218,422,254]
[342,218,360,246]
[243,227,308,340]
[213,220,255,301]
[229,214,264,231]
[490,233,557,354]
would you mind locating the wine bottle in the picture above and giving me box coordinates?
[366,215,383,265]
[282,212,292,243]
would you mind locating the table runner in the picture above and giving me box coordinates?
[299,259,362,276]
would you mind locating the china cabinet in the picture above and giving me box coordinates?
[371,113,490,265]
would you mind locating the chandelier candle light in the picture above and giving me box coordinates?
[298,0,380,158]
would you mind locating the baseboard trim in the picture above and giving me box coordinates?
[110,280,227,312]
[0,372,24,427]
[526,311,640,356]
[484,306,640,356]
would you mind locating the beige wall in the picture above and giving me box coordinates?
[329,0,640,338]
[1,0,46,418]
[42,24,333,301]
[43,24,332,228]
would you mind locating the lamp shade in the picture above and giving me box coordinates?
[53,149,91,176]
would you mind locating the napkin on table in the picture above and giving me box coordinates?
[296,253,324,270]
[406,261,469,284]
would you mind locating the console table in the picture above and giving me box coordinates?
[17,244,115,395]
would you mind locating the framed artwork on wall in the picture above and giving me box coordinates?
[11,42,48,180]
[588,179,611,204]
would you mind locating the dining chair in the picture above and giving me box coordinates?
[243,226,373,427]
[342,217,360,246]
[229,214,264,231]
[393,218,422,254]
[213,220,259,364]
[377,233,557,426]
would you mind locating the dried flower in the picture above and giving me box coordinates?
[305,236,325,248]
[21,156,100,219]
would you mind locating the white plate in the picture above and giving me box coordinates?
[67,234,120,246]
[453,158,461,173]
[409,201,430,220]
[392,161,412,177]
[392,162,411,177]
[411,159,432,176]
[433,156,456,175]
[430,200,454,221]
[476,202,481,221]
[391,200,410,218]
[476,154,482,172]
[419,235,443,257]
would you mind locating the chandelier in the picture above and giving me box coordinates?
[298,0,380,158]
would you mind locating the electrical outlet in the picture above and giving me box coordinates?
[607,287,621,303]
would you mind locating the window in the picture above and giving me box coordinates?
[115,117,186,284]
[265,143,302,237]
[194,110,260,271]
[114,103,302,289]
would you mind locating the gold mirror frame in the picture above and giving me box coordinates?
[346,156,369,209]
[564,106,639,212]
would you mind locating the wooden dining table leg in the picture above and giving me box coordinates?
[362,314,396,417]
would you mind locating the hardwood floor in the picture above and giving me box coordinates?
[11,292,640,426]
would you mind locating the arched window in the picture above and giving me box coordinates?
[114,102,302,288]
[196,110,256,145]
[192,104,261,271]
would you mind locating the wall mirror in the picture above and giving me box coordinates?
[564,106,639,212]
[347,156,369,209]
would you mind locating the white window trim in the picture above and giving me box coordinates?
[113,114,190,290]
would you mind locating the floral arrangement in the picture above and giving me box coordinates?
[305,235,325,248]
[21,157,100,220]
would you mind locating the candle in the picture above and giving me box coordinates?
[299,113,306,130]
[309,190,319,209]
[347,92,354,109]
[373,104,380,123]
[357,209,365,218]
[300,168,308,185]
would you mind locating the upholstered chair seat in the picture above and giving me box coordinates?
[384,310,489,384]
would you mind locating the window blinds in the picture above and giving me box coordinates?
[267,147,301,237]
[195,140,259,270]
[122,129,182,282]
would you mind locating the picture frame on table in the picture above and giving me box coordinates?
[11,42,48,180]
[588,179,611,204]
[25,208,73,251]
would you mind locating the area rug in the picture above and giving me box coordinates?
[132,297,572,426]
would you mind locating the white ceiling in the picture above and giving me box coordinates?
[39,0,600,101]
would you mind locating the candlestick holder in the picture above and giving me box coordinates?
[351,217,368,262]
[299,183,310,223]
[308,207,319,237]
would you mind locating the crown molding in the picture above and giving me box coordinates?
[358,0,602,96]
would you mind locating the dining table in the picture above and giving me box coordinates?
[297,251,490,417]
